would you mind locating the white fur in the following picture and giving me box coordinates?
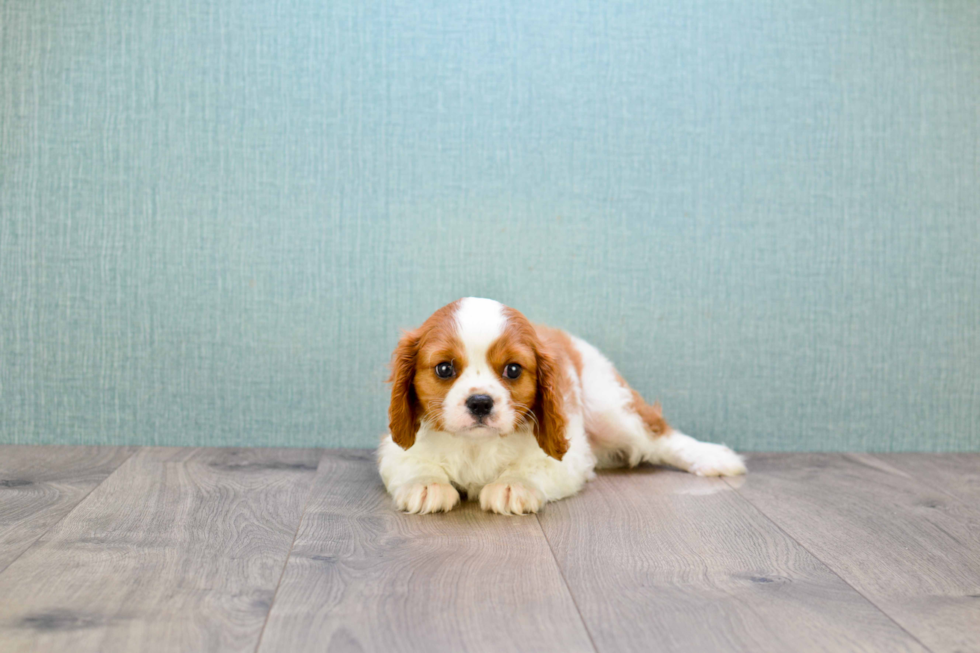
[571,335,743,475]
[378,298,745,515]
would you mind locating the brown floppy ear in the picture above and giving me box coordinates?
[388,331,421,450]
[532,342,569,460]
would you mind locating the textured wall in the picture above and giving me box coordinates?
[2,0,978,451]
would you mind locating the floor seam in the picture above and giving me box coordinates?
[252,449,324,653]
[535,511,601,653]
[0,446,140,579]
[723,469,937,653]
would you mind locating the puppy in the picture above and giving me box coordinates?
[378,297,745,515]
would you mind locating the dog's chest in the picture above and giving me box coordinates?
[425,430,540,493]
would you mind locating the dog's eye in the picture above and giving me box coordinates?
[434,362,455,379]
[503,363,522,380]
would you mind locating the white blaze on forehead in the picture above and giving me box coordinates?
[453,297,507,364]
[442,297,518,433]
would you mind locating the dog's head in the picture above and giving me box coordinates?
[387,297,567,459]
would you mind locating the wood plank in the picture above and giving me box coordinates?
[0,447,321,653]
[0,446,135,573]
[733,453,980,653]
[872,453,980,505]
[539,466,929,653]
[257,450,596,653]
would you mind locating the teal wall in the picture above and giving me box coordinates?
[2,0,978,451]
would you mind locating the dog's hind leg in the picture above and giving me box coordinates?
[572,335,745,476]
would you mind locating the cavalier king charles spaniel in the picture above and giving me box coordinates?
[378,297,746,515]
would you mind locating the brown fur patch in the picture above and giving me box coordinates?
[616,372,670,436]
[497,308,570,460]
[487,317,538,424]
[533,325,584,378]
[531,341,570,459]
[387,300,464,449]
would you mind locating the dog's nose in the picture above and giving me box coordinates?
[466,394,494,418]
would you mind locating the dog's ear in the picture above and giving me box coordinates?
[388,330,421,450]
[532,341,569,460]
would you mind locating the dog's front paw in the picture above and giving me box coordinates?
[689,444,747,477]
[392,481,460,514]
[479,481,544,515]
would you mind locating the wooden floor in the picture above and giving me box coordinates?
[0,447,977,653]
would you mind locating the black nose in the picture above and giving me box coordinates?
[466,394,494,418]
